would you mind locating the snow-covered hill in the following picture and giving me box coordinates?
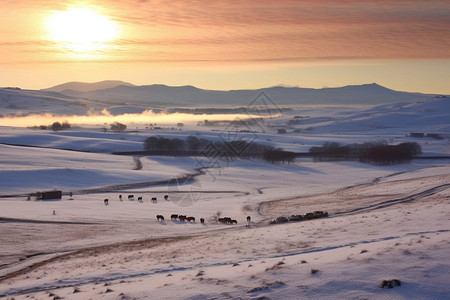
[0,88,89,116]
[288,96,450,134]
[0,83,449,299]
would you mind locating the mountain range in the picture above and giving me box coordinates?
[45,81,439,106]
[0,81,446,118]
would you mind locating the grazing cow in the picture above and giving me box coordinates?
[303,213,314,220]
[104,199,109,205]
[200,218,205,224]
[138,196,143,203]
[218,217,233,224]
[119,194,123,201]
[246,216,251,227]
[156,215,165,222]
[380,279,401,289]
[128,195,134,201]
[230,219,237,224]
[151,197,157,203]
[164,195,169,200]
[222,217,232,224]
[311,211,329,218]
[178,215,187,222]
[313,211,324,218]
[171,214,178,220]
[289,215,303,222]
[187,216,195,222]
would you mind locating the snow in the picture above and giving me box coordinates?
[0,95,449,299]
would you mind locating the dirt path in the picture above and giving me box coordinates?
[259,173,450,218]
[332,183,450,217]
[0,217,101,225]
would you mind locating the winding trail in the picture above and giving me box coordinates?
[332,183,450,217]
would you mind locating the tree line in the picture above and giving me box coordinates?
[144,135,279,159]
[309,141,422,165]
[143,135,299,164]
[143,137,422,165]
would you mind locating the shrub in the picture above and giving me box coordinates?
[111,122,127,132]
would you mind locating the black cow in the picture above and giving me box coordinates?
[380,279,401,289]
[178,215,187,222]
[164,195,169,200]
[128,195,134,201]
[138,196,143,203]
[303,213,314,220]
[119,194,123,201]
[218,217,232,224]
[187,216,195,222]
[156,215,165,222]
[171,214,178,220]
[151,197,157,203]
[200,218,205,224]
[289,215,303,222]
[104,199,109,205]
[222,217,232,224]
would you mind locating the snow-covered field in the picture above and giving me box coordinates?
[0,96,449,299]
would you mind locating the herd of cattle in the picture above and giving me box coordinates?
[104,194,169,205]
[156,214,243,225]
[155,214,206,224]
[103,194,245,226]
[102,195,329,226]
[270,211,329,224]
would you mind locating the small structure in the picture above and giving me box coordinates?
[36,190,62,200]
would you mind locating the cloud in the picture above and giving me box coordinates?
[105,0,450,60]
[1,0,449,65]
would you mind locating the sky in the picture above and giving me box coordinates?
[0,0,449,94]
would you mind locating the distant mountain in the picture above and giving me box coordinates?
[55,82,440,106]
[43,80,135,93]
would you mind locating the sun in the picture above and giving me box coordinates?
[45,7,119,55]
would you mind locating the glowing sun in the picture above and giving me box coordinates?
[45,7,119,54]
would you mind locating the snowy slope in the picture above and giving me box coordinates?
[0,89,449,300]
[0,88,89,116]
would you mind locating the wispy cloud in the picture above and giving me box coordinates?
[92,0,450,61]
[1,0,449,65]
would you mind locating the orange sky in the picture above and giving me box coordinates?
[0,0,449,93]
